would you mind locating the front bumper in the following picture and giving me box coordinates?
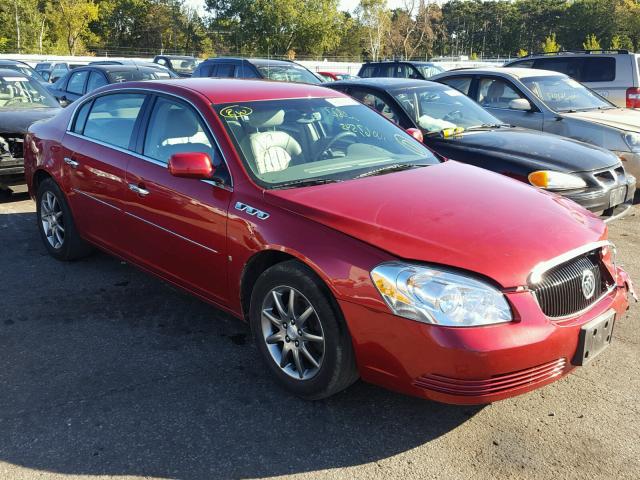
[340,267,633,405]
[563,171,636,219]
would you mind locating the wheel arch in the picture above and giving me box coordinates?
[239,248,343,324]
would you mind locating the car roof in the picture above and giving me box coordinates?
[81,64,161,73]
[0,68,35,78]
[439,66,567,79]
[99,78,342,104]
[204,57,299,67]
[158,55,195,60]
[363,60,437,65]
[332,77,438,90]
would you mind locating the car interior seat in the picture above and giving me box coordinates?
[246,109,302,175]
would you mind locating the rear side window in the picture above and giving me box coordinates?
[215,63,235,78]
[198,63,215,77]
[581,57,616,82]
[534,58,581,78]
[439,76,472,95]
[359,65,376,78]
[82,94,146,149]
[237,64,259,78]
[67,70,88,95]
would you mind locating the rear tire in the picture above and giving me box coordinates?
[249,260,358,400]
[36,178,93,261]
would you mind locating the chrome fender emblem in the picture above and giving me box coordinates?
[581,269,596,300]
[235,202,270,220]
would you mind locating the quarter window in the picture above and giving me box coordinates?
[143,97,215,165]
[478,78,526,109]
[67,70,88,95]
[82,93,146,149]
[72,101,92,134]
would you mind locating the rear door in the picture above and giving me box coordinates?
[123,94,232,303]
[63,92,148,252]
[476,76,544,130]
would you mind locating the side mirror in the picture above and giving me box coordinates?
[168,152,214,179]
[406,128,424,143]
[509,98,532,111]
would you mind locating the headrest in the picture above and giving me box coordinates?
[166,108,199,137]
[247,109,285,128]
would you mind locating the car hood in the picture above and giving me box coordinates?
[429,127,619,171]
[0,107,60,134]
[563,108,640,132]
[265,161,606,288]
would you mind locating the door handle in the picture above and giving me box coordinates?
[63,157,79,168]
[128,183,150,197]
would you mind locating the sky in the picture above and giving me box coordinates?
[185,0,409,14]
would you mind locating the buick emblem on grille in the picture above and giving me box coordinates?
[581,269,596,300]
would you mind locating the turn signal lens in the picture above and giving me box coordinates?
[528,170,587,191]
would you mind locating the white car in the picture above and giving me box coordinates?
[432,67,640,185]
[505,50,640,109]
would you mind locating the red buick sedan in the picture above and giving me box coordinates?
[24,79,635,404]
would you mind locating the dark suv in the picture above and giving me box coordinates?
[192,57,321,84]
[358,61,445,80]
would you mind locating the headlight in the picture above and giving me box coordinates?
[370,262,513,327]
[528,170,587,190]
[623,132,640,153]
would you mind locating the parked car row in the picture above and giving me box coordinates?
[21,75,637,406]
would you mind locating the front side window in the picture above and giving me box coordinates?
[215,64,235,78]
[478,78,526,109]
[86,71,108,92]
[256,64,320,84]
[350,88,401,124]
[216,97,439,188]
[143,97,215,165]
[0,73,59,109]
[391,85,503,133]
[82,93,146,148]
[359,65,375,78]
[67,70,88,95]
[522,75,613,112]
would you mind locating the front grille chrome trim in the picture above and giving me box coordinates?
[528,240,612,285]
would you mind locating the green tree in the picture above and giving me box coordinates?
[356,0,390,61]
[517,48,528,57]
[47,0,99,54]
[541,33,560,53]
[582,33,601,50]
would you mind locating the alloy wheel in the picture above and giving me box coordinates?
[261,286,325,380]
[40,191,65,249]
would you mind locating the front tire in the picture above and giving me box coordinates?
[36,178,93,261]
[249,260,358,400]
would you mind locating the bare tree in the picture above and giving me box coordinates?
[357,0,390,61]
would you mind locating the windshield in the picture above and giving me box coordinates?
[522,75,613,112]
[107,69,169,82]
[416,64,445,79]
[0,73,59,109]
[256,64,321,84]
[171,58,197,74]
[391,84,503,133]
[216,97,439,188]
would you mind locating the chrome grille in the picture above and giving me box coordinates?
[531,250,611,318]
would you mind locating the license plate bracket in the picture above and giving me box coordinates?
[573,310,615,366]
[609,186,626,208]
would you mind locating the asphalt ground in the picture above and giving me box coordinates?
[1,187,639,480]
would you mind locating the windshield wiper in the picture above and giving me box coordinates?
[274,178,342,189]
[466,123,508,130]
[354,163,427,179]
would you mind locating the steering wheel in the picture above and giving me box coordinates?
[312,131,357,162]
[443,110,463,123]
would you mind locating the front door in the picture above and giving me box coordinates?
[63,92,147,252]
[123,95,231,303]
[477,77,545,130]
